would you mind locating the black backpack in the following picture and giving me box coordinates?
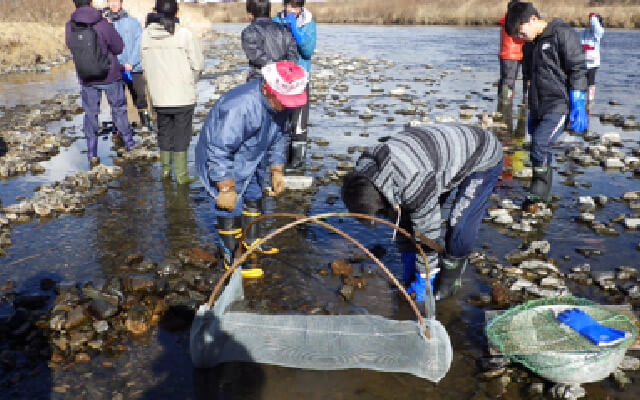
[68,21,111,81]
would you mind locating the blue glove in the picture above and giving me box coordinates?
[406,272,426,302]
[557,308,628,346]
[569,90,587,133]
[401,252,416,286]
[121,70,133,84]
[284,12,304,43]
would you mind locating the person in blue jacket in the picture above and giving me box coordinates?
[273,0,316,170]
[105,0,152,130]
[195,61,308,278]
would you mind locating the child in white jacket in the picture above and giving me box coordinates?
[580,13,605,112]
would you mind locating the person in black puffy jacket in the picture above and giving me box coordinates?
[241,0,298,82]
[505,2,587,209]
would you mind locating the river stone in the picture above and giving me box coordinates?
[513,168,533,179]
[600,132,621,145]
[65,306,89,330]
[338,285,354,301]
[604,158,625,169]
[551,383,585,400]
[528,382,544,395]
[493,214,513,225]
[89,298,118,320]
[616,265,637,280]
[331,259,352,275]
[619,355,640,371]
[594,194,608,207]
[93,320,109,333]
[612,369,631,389]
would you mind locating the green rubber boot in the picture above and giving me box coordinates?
[173,151,195,185]
[160,151,172,180]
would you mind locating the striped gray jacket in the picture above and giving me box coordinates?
[354,124,503,243]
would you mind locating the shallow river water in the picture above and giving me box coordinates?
[1,24,639,399]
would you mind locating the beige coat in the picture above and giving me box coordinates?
[141,23,204,107]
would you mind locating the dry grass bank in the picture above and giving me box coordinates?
[201,0,640,28]
[0,0,209,72]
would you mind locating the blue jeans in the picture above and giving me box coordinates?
[445,160,503,257]
[81,80,134,158]
[529,113,567,166]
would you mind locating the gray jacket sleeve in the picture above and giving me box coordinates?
[559,27,588,92]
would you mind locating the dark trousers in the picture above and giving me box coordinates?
[81,81,134,158]
[288,83,310,142]
[155,105,195,152]
[445,161,503,257]
[499,59,520,91]
[529,113,567,166]
[125,72,148,110]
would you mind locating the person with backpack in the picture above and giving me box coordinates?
[580,12,605,114]
[105,0,152,130]
[141,0,204,184]
[505,2,587,209]
[65,0,136,168]
[242,0,298,82]
[273,0,316,171]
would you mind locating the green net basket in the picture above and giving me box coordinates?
[485,296,638,384]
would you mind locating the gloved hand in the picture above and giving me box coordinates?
[269,164,285,196]
[406,272,427,302]
[216,177,237,211]
[121,70,133,84]
[557,308,628,346]
[285,12,304,43]
[569,90,587,133]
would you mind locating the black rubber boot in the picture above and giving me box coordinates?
[241,199,278,254]
[139,110,152,131]
[286,140,307,172]
[433,256,468,301]
[525,165,553,204]
[216,216,241,269]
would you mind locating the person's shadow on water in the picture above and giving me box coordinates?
[0,272,62,400]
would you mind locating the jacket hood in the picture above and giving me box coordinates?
[104,9,128,21]
[70,6,103,24]
[539,18,566,39]
[147,22,179,39]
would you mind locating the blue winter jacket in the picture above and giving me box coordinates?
[109,10,143,73]
[195,79,288,208]
[272,9,316,73]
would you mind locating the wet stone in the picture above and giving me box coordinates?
[338,285,354,301]
[125,253,144,266]
[342,275,366,288]
[612,369,631,389]
[619,355,640,371]
[550,383,585,400]
[89,298,118,320]
[331,259,353,275]
[178,248,217,268]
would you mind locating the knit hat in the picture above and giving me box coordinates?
[261,61,308,108]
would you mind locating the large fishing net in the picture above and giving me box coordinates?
[190,213,453,382]
[485,296,638,384]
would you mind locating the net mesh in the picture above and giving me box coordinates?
[190,269,453,382]
[485,296,638,384]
